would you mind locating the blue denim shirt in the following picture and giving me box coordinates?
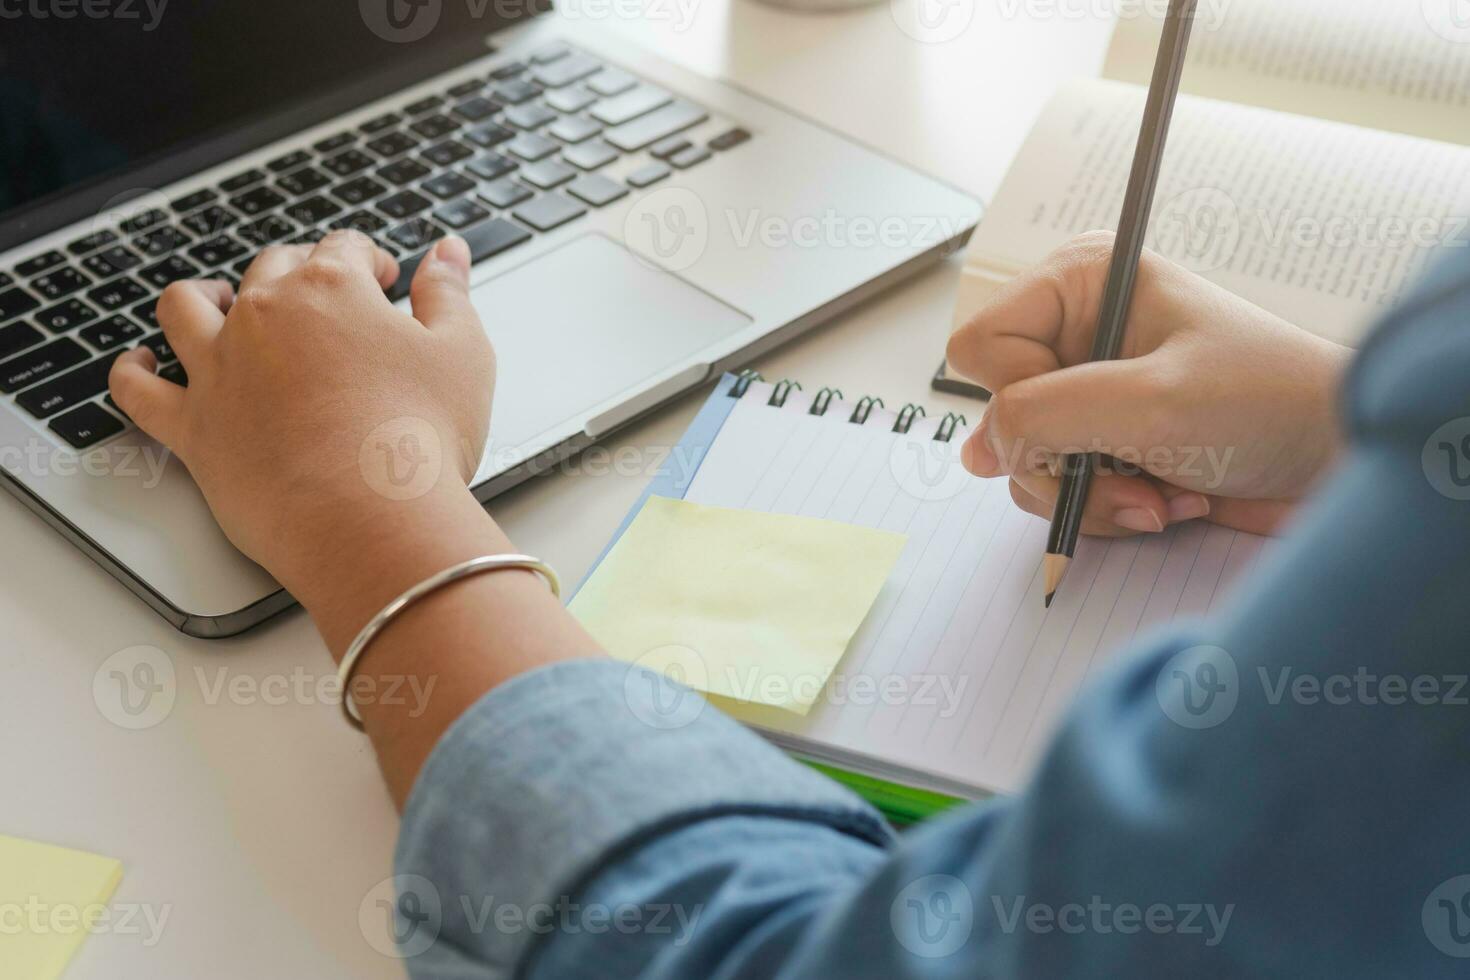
[395,250,1470,978]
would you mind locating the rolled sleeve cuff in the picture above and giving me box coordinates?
[395,659,892,975]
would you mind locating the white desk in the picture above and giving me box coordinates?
[0,5,1111,976]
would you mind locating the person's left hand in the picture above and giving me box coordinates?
[107,232,495,593]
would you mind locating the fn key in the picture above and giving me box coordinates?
[50,402,125,449]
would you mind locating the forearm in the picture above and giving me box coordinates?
[282,481,602,808]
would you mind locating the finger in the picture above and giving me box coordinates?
[409,236,476,331]
[1010,466,1198,536]
[239,245,312,292]
[1204,496,1297,536]
[308,229,398,290]
[109,347,185,448]
[1007,476,1169,538]
[156,280,230,369]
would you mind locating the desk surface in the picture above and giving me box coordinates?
[0,5,1110,976]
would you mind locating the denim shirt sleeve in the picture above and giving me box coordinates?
[398,251,1470,979]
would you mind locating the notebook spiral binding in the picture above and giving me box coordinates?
[728,370,969,443]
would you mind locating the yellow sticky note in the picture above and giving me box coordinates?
[571,496,907,714]
[0,835,123,980]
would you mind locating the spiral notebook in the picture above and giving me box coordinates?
[583,371,1269,819]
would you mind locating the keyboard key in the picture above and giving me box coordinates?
[548,116,602,143]
[277,166,332,197]
[17,351,122,418]
[0,272,11,289]
[709,127,752,151]
[591,86,672,125]
[220,169,265,193]
[333,175,389,206]
[422,172,476,200]
[452,96,502,123]
[447,78,484,99]
[530,43,571,65]
[519,159,576,190]
[80,315,145,351]
[82,245,144,279]
[604,101,708,152]
[187,235,250,268]
[422,140,474,167]
[313,131,357,154]
[385,219,446,252]
[626,162,671,188]
[142,333,176,363]
[405,94,444,116]
[545,86,598,113]
[0,320,44,360]
[505,102,558,130]
[566,174,629,208]
[284,195,343,226]
[323,148,376,177]
[670,145,712,169]
[231,185,288,216]
[531,53,601,89]
[433,198,491,230]
[562,139,619,171]
[35,298,98,333]
[329,211,389,235]
[512,193,587,232]
[86,277,149,311]
[0,337,89,393]
[267,149,312,173]
[650,135,692,160]
[134,225,192,257]
[409,114,459,140]
[378,190,433,219]
[385,251,424,302]
[132,298,160,329]
[366,130,419,158]
[289,227,328,246]
[67,230,118,256]
[49,403,125,449]
[181,205,239,237]
[492,79,543,105]
[159,361,188,387]
[170,188,219,213]
[360,112,402,134]
[489,61,525,80]
[16,250,66,278]
[465,122,515,148]
[467,153,518,181]
[118,210,168,235]
[139,256,202,289]
[587,69,637,97]
[505,132,559,161]
[32,266,92,301]
[378,158,432,186]
[236,214,298,247]
[477,178,532,209]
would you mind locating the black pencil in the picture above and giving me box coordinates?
[1044,0,1200,608]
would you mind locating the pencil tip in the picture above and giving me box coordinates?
[1044,592,1054,609]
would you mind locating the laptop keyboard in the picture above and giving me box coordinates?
[0,42,753,451]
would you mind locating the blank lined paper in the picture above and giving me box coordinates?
[693,382,1267,795]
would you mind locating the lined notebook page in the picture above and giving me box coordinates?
[692,382,1268,795]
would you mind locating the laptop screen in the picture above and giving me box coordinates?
[0,0,536,228]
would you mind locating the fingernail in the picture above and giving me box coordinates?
[434,235,470,268]
[1167,493,1212,523]
[1114,507,1165,533]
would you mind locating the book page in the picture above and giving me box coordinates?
[692,382,1266,797]
[1103,0,1470,145]
[955,79,1470,347]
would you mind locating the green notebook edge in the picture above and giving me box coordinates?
[799,760,966,826]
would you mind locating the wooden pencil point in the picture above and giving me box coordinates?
[1044,554,1071,606]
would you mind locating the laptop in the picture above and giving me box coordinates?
[0,2,982,636]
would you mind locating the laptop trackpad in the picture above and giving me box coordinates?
[469,233,752,450]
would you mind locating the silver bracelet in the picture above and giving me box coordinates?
[336,553,560,730]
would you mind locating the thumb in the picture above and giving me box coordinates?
[968,356,1169,478]
[410,236,477,330]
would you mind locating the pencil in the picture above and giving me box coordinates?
[1044,0,1200,608]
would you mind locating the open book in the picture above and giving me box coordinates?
[951,0,1470,353]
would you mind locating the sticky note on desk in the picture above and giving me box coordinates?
[0,834,123,979]
[570,495,907,714]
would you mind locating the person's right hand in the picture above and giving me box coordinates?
[946,231,1353,537]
